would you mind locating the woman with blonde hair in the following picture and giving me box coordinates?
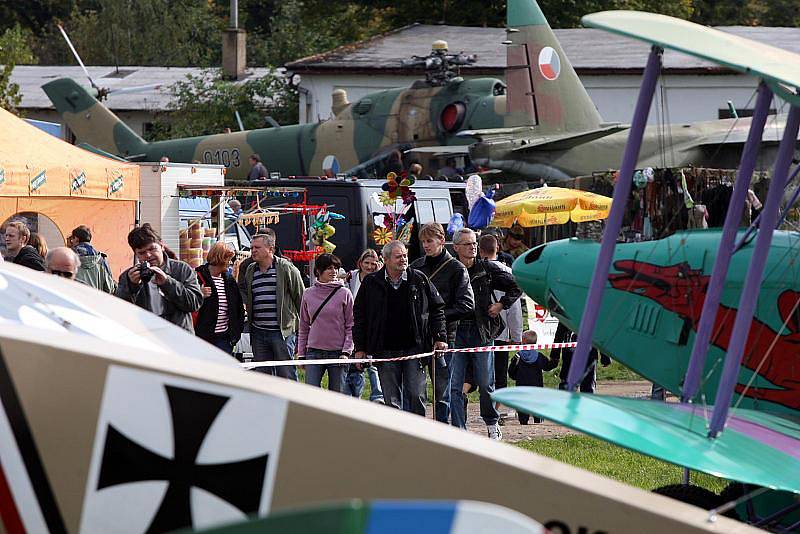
[194,242,245,355]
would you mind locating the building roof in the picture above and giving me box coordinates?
[12,65,274,111]
[286,23,800,75]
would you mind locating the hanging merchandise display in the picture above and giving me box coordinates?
[374,172,417,245]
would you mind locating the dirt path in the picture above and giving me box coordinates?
[425,381,655,442]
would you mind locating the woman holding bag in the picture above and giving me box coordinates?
[194,242,245,355]
[298,254,354,393]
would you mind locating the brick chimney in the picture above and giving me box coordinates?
[222,0,246,80]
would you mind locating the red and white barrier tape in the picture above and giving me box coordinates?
[240,342,577,369]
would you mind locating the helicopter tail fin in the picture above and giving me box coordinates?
[505,0,603,133]
[42,78,148,158]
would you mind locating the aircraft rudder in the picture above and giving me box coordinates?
[505,0,603,133]
[507,0,549,28]
[43,77,147,157]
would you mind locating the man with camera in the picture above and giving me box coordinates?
[116,224,203,332]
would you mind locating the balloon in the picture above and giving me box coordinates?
[468,194,496,229]
[465,174,483,209]
[447,212,465,235]
[321,240,336,254]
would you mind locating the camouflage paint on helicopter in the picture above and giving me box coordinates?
[42,0,595,180]
[512,229,800,417]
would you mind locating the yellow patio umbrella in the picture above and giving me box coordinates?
[492,186,612,228]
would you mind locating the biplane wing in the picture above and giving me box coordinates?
[493,388,800,494]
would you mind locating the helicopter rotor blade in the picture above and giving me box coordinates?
[57,24,99,91]
[106,84,162,97]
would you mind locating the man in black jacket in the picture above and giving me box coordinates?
[4,221,45,271]
[451,228,522,440]
[354,240,448,416]
[410,222,474,424]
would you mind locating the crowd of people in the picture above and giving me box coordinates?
[3,216,605,441]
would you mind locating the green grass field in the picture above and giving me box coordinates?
[515,435,728,493]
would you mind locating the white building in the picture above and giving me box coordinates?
[286,24,800,126]
[12,65,272,138]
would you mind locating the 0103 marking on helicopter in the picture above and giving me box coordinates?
[202,149,241,168]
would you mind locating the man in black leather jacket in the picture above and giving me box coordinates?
[411,222,474,424]
[354,240,448,416]
[451,228,522,440]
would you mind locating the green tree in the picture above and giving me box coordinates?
[53,0,225,67]
[148,69,298,141]
[0,1,76,35]
[0,25,39,114]
[249,0,392,66]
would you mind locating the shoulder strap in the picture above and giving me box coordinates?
[196,269,207,286]
[427,256,454,282]
[311,285,342,325]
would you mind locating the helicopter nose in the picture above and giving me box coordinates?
[512,244,549,304]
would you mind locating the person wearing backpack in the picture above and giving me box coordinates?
[68,225,116,293]
[298,254,354,393]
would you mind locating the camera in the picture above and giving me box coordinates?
[137,261,154,284]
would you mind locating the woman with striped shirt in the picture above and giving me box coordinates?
[194,242,245,355]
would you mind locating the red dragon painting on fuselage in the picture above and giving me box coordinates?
[608,260,800,411]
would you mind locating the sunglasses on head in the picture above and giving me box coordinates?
[50,269,75,279]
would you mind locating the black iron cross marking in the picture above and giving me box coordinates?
[96,385,269,533]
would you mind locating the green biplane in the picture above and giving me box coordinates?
[502,9,800,530]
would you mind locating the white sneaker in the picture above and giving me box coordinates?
[487,423,502,441]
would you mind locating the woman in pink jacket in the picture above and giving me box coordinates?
[298,254,354,393]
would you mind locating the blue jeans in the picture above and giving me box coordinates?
[250,326,298,381]
[345,369,365,398]
[305,348,347,393]
[451,323,498,427]
[285,333,297,358]
[367,365,383,401]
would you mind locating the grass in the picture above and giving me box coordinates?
[515,434,728,493]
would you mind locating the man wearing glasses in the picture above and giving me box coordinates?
[451,228,522,441]
[45,247,80,280]
[116,223,203,332]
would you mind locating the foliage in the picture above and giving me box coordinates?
[0,25,38,115]
[0,1,76,36]
[39,0,225,67]
[249,0,393,66]
[148,69,298,141]
[516,434,728,493]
